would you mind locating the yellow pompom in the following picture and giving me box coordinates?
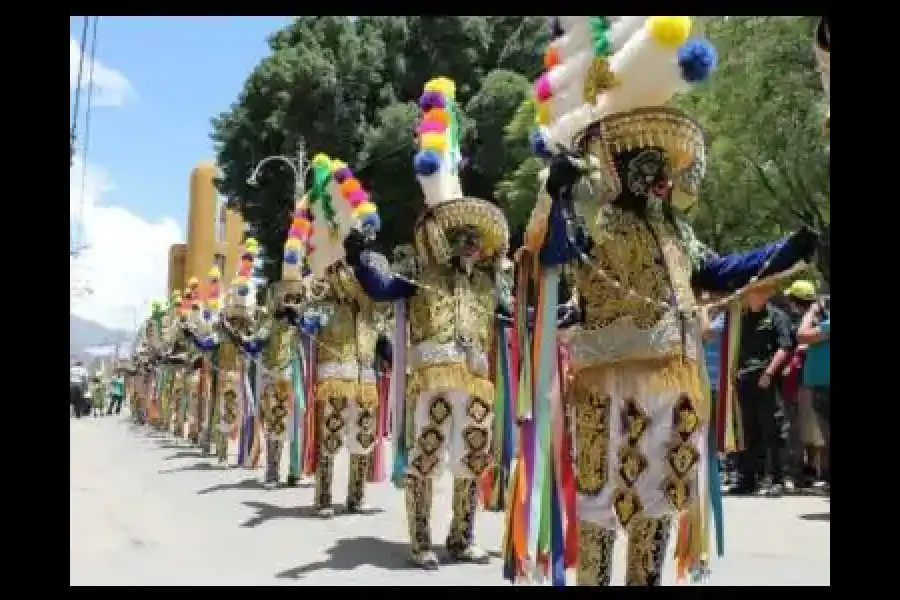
[188,276,199,287]
[536,101,552,126]
[312,153,331,168]
[244,238,259,253]
[425,77,456,99]
[420,132,448,153]
[353,202,377,217]
[330,159,348,172]
[646,16,692,48]
[207,266,221,279]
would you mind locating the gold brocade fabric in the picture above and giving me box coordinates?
[408,266,495,350]
[317,302,358,365]
[262,319,295,371]
[217,339,238,371]
[570,203,699,366]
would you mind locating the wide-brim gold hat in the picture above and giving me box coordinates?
[414,197,510,263]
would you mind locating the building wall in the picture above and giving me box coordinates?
[168,243,187,296]
[185,161,217,291]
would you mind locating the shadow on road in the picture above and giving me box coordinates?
[275,536,414,578]
[239,501,384,528]
[158,461,219,475]
[164,450,205,460]
[197,477,272,495]
[799,512,830,522]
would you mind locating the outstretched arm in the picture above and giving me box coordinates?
[351,250,417,302]
[539,155,593,268]
[692,227,819,293]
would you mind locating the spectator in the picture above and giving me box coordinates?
[70,360,89,418]
[733,282,793,497]
[797,296,830,492]
[782,280,818,489]
[90,372,106,417]
[107,372,125,415]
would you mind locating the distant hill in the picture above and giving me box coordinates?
[70,315,132,360]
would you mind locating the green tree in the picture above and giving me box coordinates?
[212,17,546,279]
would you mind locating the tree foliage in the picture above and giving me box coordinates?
[212,16,829,283]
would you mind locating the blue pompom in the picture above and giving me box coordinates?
[677,38,717,83]
[283,250,298,265]
[413,150,441,175]
[362,213,381,232]
[529,129,552,159]
[202,309,212,321]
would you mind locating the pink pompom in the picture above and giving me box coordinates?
[535,74,552,102]
[346,188,368,206]
[417,119,447,135]
[289,226,303,238]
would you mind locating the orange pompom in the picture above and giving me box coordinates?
[544,47,560,69]
[340,178,362,196]
[424,107,450,127]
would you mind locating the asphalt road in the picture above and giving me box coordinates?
[70,414,830,586]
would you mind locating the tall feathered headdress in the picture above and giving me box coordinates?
[411,76,509,263]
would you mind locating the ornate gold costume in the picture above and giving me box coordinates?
[310,268,380,514]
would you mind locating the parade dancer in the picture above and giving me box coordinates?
[184,277,208,446]
[193,269,222,456]
[510,17,820,586]
[219,244,260,467]
[234,238,298,488]
[170,289,195,439]
[346,77,509,569]
[291,153,383,517]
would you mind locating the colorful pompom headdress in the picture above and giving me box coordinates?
[228,237,259,317]
[531,17,718,209]
[412,76,509,263]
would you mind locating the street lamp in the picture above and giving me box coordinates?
[246,148,310,196]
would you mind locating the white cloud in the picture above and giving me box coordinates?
[69,37,134,108]
[71,155,182,332]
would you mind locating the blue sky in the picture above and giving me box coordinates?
[69,16,292,329]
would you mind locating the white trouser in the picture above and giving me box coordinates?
[406,388,494,480]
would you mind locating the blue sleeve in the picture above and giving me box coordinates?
[539,199,583,267]
[693,236,804,293]
[819,318,830,335]
[299,314,322,336]
[353,251,416,301]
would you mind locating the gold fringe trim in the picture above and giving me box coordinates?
[572,356,706,420]
[359,382,378,410]
[408,363,494,407]
[316,379,359,403]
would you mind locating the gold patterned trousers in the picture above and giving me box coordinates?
[216,370,241,464]
[404,388,494,562]
[572,358,704,586]
[171,372,186,438]
[314,379,378,511]
[187,372,202,444]
[261,376,292,484]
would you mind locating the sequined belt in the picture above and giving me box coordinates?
[317,362,376,383]
[410,341,489,378]
[561,310,701,369]
[261,365,292,383]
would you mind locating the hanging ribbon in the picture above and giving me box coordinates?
[302,339,319,477]
[390,299,409,488]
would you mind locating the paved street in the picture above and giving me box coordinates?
[71,414,830,586]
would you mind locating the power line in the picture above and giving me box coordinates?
[71,16,90,167]
[73,16,100,259]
